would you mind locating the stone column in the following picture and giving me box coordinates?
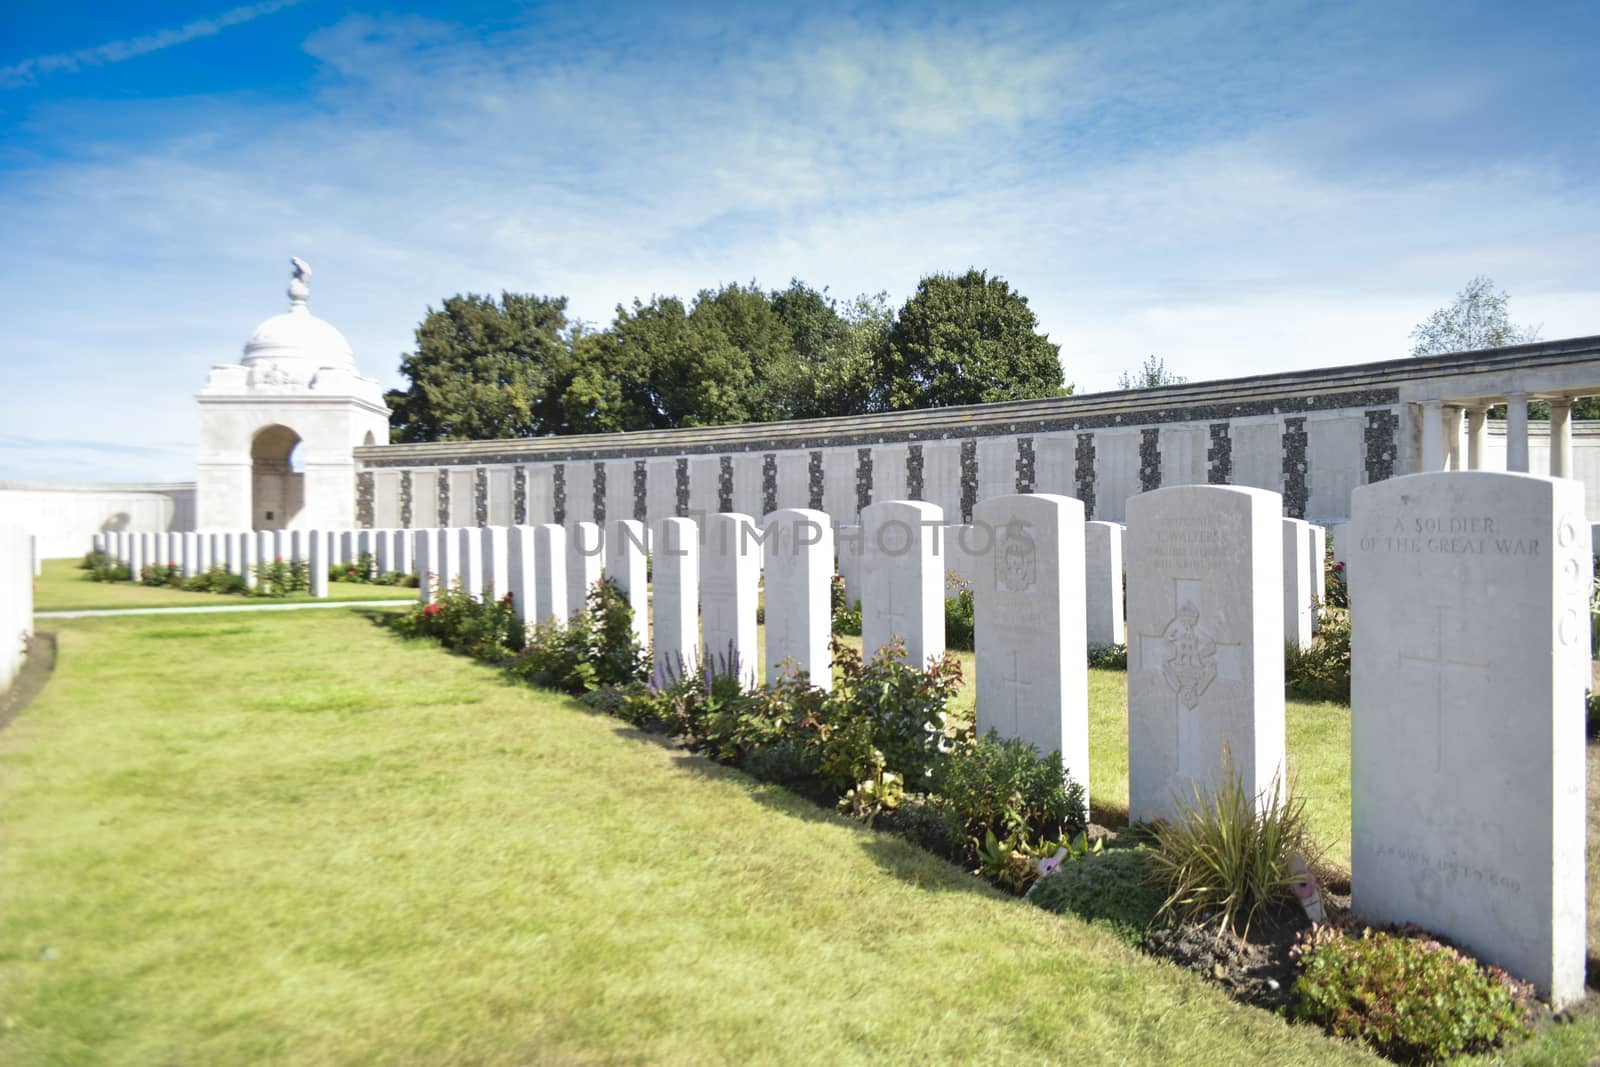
[1418,400,1445,472]
[1465,405,1489,470]
[1549,398,1573,478]
[1505,393,1531,472]
[1443,405,1464,471]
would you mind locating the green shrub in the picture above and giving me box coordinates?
[140,562,180,587]
[253,557,310,598]
[1293,930,1530,1062]
[1087,644,1127,670]
[181,566,247,595]
[506,579,647,693]
[930,732,1086,858]
[1147,751,1322,936]
[1284,613,1350,704]
[944,573,975,651]
[829,573,861,636]
[392,582,522,664]
[1028,847,1168,946]
[84,551,130,583]
[831,638,964,790]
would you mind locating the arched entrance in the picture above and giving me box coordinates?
[252,424,305,529]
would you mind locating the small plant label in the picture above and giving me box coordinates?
[1288,852,1325,923]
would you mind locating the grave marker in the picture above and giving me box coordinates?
[1085,520,1126,648]
[652,516,699,676]
[701,513,759,685]
[605,519,649,650]
[763,508,834,690]
[861,500,944,669]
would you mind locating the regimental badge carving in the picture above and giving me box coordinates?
[1161,601,1217,710]
[996,523,1036,593]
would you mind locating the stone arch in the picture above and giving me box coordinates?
[252,424,305,529]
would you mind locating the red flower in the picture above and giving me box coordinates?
[423,602,442,617]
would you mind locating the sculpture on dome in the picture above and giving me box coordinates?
[291,257,312,282]
[288,257,312,308]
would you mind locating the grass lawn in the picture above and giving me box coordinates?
[32,558,420,612]
[2,608,1596,1064]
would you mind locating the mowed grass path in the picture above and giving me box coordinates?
[32,558,419,612]
[0,608,1383,1066]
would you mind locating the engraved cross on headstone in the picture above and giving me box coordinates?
[1397,604,1490,773]
[1000,649,1033,734]
[1136,577,1244,779]
[878,581,908,631]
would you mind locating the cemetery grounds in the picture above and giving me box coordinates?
[1,573,1599,1063]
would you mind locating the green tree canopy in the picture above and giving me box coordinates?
[880,269,1066,409]
[1117,354,1187,389]
[1409,276,1541,357]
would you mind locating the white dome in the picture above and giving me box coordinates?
[242,306,356,371]
[240,259,358,374]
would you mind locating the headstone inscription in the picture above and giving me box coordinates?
[1125,485,1285,825]
[1349,471,1588,1007]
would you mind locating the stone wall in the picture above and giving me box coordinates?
[351,335,1600,528]
[0,481,196,559]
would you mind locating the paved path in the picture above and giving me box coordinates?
[37,600,412,619]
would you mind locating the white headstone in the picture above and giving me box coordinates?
[128,531,146,582]
[339,530,356,567]
[567,521,603,617]
[197,531,213,573]
[701,513,760,686]
[179,532,198,578]
[273,529,290,567]
[861,500,945,669]
[1283,518,1313,649]
[1350,471,1588,1007]
[481,526,508,603]
[605,519,650,650]
[241,531,259,590]
[836,524,863,607]
[374,528,392,574]
[414,529,437,604]
[458,526,484,600]
[507,525,537,630]
[1084,520,1126,648]
[1125,485,1285,825]
[309,529,329,597]
[1308,523,1327,635]
[652,516,700,678]
[533,524,568,624]
[974,494,1090,806]
[762,509,834,690]
[393,528,413,576]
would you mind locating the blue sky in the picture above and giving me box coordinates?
[1,0,1596,482]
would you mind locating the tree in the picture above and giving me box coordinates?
[1409,276,1541,357]
[769,281,890,418]
[1117,354,1187,389]
[386,292,578,442]
[879,269,1067,410]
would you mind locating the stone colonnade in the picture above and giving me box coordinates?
[1417,395,1579,476]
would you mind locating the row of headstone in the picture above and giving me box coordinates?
[0,527,33,691]
[94,528,418,594]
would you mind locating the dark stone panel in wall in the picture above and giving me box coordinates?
[361,386,1406,468]
[356,471,375,529]
[808,451,824,511]
[474,467,488,526]
[1207,422,1233,485]
[675,458,689,517]
[906,444,925,501]
[762,453,777,516]
[513,466,527,524]
[553,463,567,525]
[400,470,413,528]
[593,461,607,524]
[1074,433,1096,520]
[436,467,451,527]
[1015,436,1035,494]
[959,440,978,522]
[1364,409,1399,484]
[1138,428,1162,492]
[1282,417,1309,518]
[633,460,648,522]
[855,448,873,517]
[718,455,734,513]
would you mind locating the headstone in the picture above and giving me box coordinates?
[861,500,945,669]
[92,532,105,560]
[975,494,1090,806]
[533,524,568,623]
[1125,484,1285,825]
[1283,517,1313,649]
[274,529,290,566]
[340,530,357,568]
[567,521,603,617]
[652,517,699,677]
[197,531,213,573]
[436,526,460,594]
[701,513,760,686]
[394,528,413,576]
[836,524,863,607]
[481,526,508,602]
[507,525,537,630]
[241,531,259,590]
[1084,520,1126,648]
[1350,471,1587,1007]
[309,529,329,597]
[223,531,239,574]
[414,528,437,603]
[128,531,145,582]
[1308,523,1327,635]
[181,532,199,578]
[605,518,650,650]
[459,526,484,600]
[375,528,392,574]
[762,509,834,690]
